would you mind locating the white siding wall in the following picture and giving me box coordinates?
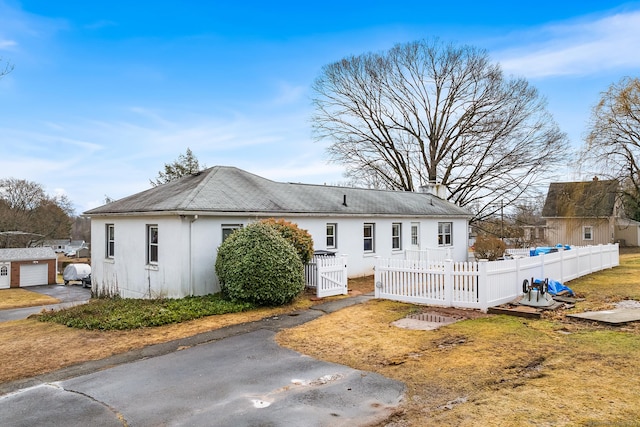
[91,214,469,298]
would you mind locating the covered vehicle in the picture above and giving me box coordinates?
[63,263,91,285]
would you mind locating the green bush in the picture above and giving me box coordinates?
[215,222,305,306]
[473,235,506,261]
[259,218,314,264]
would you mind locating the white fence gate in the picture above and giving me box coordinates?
[375,244,619,311]
[305,255,348,298]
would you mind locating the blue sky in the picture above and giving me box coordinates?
[1,1,640,214]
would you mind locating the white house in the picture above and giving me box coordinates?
[84,166,471,298]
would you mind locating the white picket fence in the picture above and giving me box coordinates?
[374,244,620,311]
[305,255,348,298]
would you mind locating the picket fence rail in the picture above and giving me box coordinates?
[374,244,620,311]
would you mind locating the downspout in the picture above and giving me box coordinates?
[189,215,199,296]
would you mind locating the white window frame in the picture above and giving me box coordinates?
[147,224,158,264]
[222,224,243,243]
[364,223,375,253]
[0,266,7,276]
[326,223,337,249]
[438,222,453,246]
[583,225,593,241]
[411,223,420,249]
[392,223,402,250]
[106,224,115,258]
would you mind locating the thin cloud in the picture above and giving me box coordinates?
[0,39,17,50]
[497,9,640,78]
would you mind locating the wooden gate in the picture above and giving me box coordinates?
[305,255,348,298]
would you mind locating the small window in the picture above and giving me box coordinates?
[392,223,402,250]
[364,223,375,252]
[438,222,452,246]
[147,225,158,264]
[222,224,243,242]
[326,223,337,249]
[106,224,115,258]
[583,226,593,241]
[411,223,419,248]
[0,266,7,276]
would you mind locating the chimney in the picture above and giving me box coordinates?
[342,195,348,207]
[419,182,449,199]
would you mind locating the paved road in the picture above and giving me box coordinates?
[0,294,406,426]
[0,284,90,322]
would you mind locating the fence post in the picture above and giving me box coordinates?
[539,252,545,280]
[444,259,453,307]
[374,256,381,298]
[478,259,488,311]
[559,248,565,283]
[342,254,348,294]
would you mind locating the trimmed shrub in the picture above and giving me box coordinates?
[473,235,506,261]
[259,218,314,264]
[215,222,304,306]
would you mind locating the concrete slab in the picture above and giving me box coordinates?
[392,312,462,331]
[568,308,640,325]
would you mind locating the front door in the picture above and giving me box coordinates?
[0,263,10,289]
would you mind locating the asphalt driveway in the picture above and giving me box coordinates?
[0,284,91,322]
[0,329,404,426]
[0,294,405,426]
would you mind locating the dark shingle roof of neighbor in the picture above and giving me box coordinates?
[84,166,471,217]
[541,179,619,218]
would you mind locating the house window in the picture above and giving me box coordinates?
[583,226,593,241]
[392,223,402,250]
[0,266,6,276]
[106,224,115,258]
[438,222,452,246]
[222,224,243,242]
[364,223,375,252]
[326,223,337,249]
[147,225,158,264]
[411,223,419,248]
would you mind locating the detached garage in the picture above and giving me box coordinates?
[0,248,57,289]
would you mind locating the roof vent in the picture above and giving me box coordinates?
[342,195,348,207]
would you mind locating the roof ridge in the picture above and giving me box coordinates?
[179,166,220,208]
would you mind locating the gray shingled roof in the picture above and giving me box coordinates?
[0,247,56,261]
[85,166,470,218]
[542,180,619,218]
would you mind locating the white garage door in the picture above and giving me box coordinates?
[20,264,48,287]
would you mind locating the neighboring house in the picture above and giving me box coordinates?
[84,166,472,299]
[36,239,88,254]
[542,178,640,247]
[0,247,57,289]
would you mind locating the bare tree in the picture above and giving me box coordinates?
[312,39,569,220]
[0,57,12,79]
[0,178,72,247]
[150,148,205,187]
[581,77,640,221]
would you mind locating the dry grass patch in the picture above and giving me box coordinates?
[0,292,317,384]
[0,289,60,309]
[277,253,640,426]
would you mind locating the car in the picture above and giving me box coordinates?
[65,250,76,257]
[81,274,91,288]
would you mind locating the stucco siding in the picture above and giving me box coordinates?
[91,214,469,298]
